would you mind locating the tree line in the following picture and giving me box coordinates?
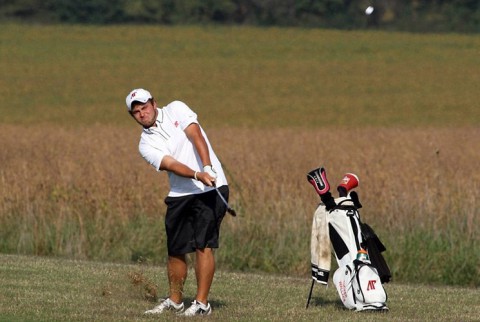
[1,0,479,33]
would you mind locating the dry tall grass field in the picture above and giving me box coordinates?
[1,125,478,285]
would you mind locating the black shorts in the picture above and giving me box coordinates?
[164,185,229,256]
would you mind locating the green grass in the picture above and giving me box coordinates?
[0,254,478,322]
[1,24,479,127]
[0,24,479,295]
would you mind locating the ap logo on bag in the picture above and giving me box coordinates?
[333,262,388,311]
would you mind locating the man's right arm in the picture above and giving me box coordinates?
[160,155,215,187]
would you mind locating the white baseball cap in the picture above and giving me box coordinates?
[125,88,153,111]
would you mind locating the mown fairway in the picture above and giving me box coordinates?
[1,254,479,321]
[0,24,479,320]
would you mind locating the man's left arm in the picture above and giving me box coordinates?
[185,123,212,168]
[184,123,217,182]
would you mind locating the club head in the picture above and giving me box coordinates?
[227,207,237,217]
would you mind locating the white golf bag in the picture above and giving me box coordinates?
[328,196,388,311]
[307,167,390,310]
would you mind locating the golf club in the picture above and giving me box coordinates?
[214,186,237,217]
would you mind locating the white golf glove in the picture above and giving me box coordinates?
[203,165,217,179]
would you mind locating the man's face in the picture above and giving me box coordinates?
[130,100,157,128]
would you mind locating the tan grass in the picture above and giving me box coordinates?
[0,124,479,284]
[1,124,478,237]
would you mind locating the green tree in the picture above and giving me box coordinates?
[122,0,166,23]
[54,0,125,24]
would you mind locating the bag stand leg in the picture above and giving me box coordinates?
[306,279,315,309]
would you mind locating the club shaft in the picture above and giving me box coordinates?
[214,187,236,216]
[215,187,230,208]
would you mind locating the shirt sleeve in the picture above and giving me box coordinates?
[139,139,167,171]
[167,101,198,130]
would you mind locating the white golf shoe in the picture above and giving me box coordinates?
[182,300,212,316]
[144,298,184,315]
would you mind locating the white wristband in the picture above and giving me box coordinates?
[194,171,198,181]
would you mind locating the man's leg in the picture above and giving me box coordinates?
[194,248,215,304]
[168,254,187,304]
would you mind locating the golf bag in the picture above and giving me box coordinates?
[307,167,391,311]
[328,195,389,311]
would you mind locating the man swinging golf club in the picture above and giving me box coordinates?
[125,88,230,316]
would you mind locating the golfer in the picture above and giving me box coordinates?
[125,88,229,316]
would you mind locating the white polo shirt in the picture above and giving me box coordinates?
[138,100,227,197]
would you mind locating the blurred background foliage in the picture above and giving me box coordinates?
[1,0,479,33]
